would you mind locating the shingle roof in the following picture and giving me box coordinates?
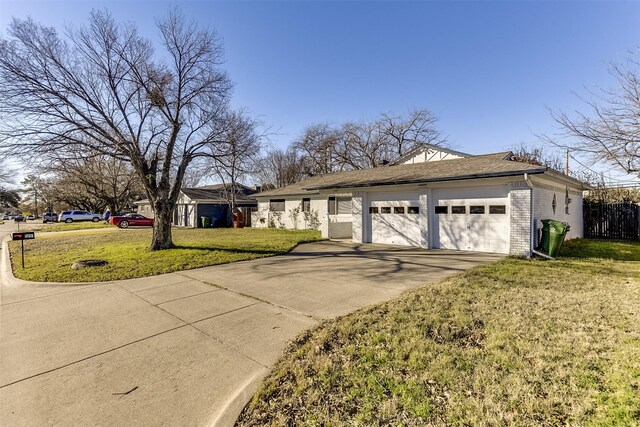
[181,184,257,204]
[256,152,585,197]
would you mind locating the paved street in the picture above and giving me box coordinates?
[0,221,501,426]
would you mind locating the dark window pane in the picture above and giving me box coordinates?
[270,199,285,212]
[408,206,419,214]
[302,198,310,212]
[451,206,466,214]
[489,205,506,214]
[381,207,391,214]
[328,196,336,215]
[394,206,405,214]
[369,207,379,214]
[435,206,448,214]
[470,206,485,214]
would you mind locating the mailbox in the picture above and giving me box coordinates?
[13,232,35,241]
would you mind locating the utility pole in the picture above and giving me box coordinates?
[565,148,569,175]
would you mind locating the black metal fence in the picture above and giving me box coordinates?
[583,202,640,241]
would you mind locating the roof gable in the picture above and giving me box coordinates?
[390,143,471,166]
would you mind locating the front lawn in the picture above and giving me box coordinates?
[35,221,112,233]
[237,239,640,426]
[8,228,321,282]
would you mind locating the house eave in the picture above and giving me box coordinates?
[304,169,548,191]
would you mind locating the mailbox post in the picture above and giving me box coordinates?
[12,232,35,269]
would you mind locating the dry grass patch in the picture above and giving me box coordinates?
[237,240,640,426]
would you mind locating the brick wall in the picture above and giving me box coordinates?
[509,187,532,256]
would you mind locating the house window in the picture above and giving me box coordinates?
[552,194,557,214]
[381,207,391,214]
[302,198,311,213]
[329,196,352,215]
[470,206,485,214]
[451,206,466,214]
[489,205,506,214]
[408,206,420,214]
[369,207,379,214]
[435,206,448,214]
[270,199,285,212]
[328,197,336,215]
[337,197,351,214]
[394,206,405,214]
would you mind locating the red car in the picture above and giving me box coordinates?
[110,213,154,228]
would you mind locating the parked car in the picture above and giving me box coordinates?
[58,210,102,223]
[26,214,35,220]
[110,213,154,228]
[42,212,58,223]
[14,215,25,222]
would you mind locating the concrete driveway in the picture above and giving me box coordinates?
[0,223,501,426]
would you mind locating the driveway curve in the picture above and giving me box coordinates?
[0,221,502,426]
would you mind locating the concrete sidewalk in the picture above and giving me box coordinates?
[0,223,501,426]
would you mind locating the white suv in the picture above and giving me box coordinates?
[58,210,102,223]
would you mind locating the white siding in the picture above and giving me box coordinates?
[255,195,330,235]
[532,184,583,241]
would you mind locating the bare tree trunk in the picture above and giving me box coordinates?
[151,201,175,250]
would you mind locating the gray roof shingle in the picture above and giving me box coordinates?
[256,152,586,197]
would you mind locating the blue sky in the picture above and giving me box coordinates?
[1,0,638,182]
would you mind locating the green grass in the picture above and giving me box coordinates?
[9,228,321,282]
[560,238,640,261]
[237,240,640,426]
[30,221,112,233]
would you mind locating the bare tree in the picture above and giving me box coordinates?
[20,174,41,217]
[205,110,264,209]
[44,153,143,213]
[254,147,306,189]
[0,10,232,249]
[510,144,565,172]
[378,109,445,159]
[0,158,16,183]
[549,51,640,176]
[292,123,342,176]
[331,109,447,170]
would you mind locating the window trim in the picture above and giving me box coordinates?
[393,206,405,214]
[302,198,311,213]
[369,206,379,214]
[380,206,392,214]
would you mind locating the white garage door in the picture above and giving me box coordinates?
[432,187,510,254]
[369,198,421,247]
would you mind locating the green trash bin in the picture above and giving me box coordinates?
[201,216,211,228]
[538,219,570,257]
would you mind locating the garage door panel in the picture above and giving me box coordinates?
[370,199,421,247]
[432,188,510,254]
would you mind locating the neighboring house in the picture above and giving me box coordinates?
[253,144,590,256]
[136,184,258,228]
